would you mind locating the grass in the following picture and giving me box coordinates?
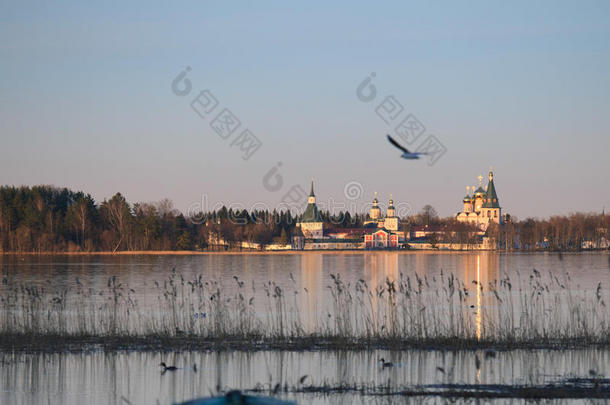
[0,268,608,351]
[243,378,610,400]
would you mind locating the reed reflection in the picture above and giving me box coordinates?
[1,252,607,340]
[1,349,607,405]
[364,252,399,316]
[298,254,319,332]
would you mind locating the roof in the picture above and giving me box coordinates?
[301,180,322,223]
[482,172,500,208]
[301,202,322,222]
[307,238,362,243]
[473,186,485,195]
[325,228,367,237]
[366,227,391,235]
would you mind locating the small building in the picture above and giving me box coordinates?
[325,228,367,239]
[364,228,399,249]
[407,224,443,240]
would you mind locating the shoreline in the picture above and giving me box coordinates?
[1,250,606,256]
[1,333,608,353]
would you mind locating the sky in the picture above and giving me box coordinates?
[1,1,609,220]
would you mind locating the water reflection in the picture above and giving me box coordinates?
[2,252,606,294]
[476,255,481,341]
[1,348,607,405]
[0,252,608,337]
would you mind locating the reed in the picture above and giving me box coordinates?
[0,269,607,349]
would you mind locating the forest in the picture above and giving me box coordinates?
[0,185,607,252]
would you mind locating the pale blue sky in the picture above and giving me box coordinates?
[1,1,609,219]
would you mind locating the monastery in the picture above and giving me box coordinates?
[293,169,503,250]
[293,182,403,250]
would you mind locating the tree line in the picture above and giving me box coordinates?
[405,205,609,251]
[0,185,607,252]
[0,185,364,252]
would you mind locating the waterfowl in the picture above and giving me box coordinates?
[160,362,178,371]
[379,358,394,368]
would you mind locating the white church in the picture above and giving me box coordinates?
[456,169,502,231]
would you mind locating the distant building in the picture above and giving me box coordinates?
[296,181,324,238]
[294,181,361,250]
[364,228,399,249]
[363,192,399,232]
[408,224,443,240]
[362,192,404,248]
[456,169,502,231]
[294,182,403,250]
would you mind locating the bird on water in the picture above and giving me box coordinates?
[160,362,178,371]
[379,358,394,368]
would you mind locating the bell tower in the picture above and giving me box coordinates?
[463,186,473,213]
[482,169,501,224]
[369,192,381,220]
[297,179,324,238]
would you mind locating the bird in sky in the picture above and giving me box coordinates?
[387,134,429,160]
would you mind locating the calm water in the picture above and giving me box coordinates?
[1,252,609,404]
[2,251,607,297]
[1,252,608,336]
[1,348,608,404]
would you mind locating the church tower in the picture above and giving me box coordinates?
[369,192,381,220]
[463,186,473,213]
[387,194,396,218]
[384,194,399,231]
[482,169,501,224]
[473,175,485,212]
[297,180,324,238]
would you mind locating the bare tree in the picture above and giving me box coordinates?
[419,205,439,226]
[101,193,131,252]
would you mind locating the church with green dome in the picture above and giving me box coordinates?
[456,169,502,231]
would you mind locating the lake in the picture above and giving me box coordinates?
[0,251,608,403]
[1,348,608,404]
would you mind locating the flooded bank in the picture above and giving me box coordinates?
[1,348,608,404]
[1,252,608,403]
[1,253,608,348]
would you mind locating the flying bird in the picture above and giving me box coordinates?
[387,134,428,160]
